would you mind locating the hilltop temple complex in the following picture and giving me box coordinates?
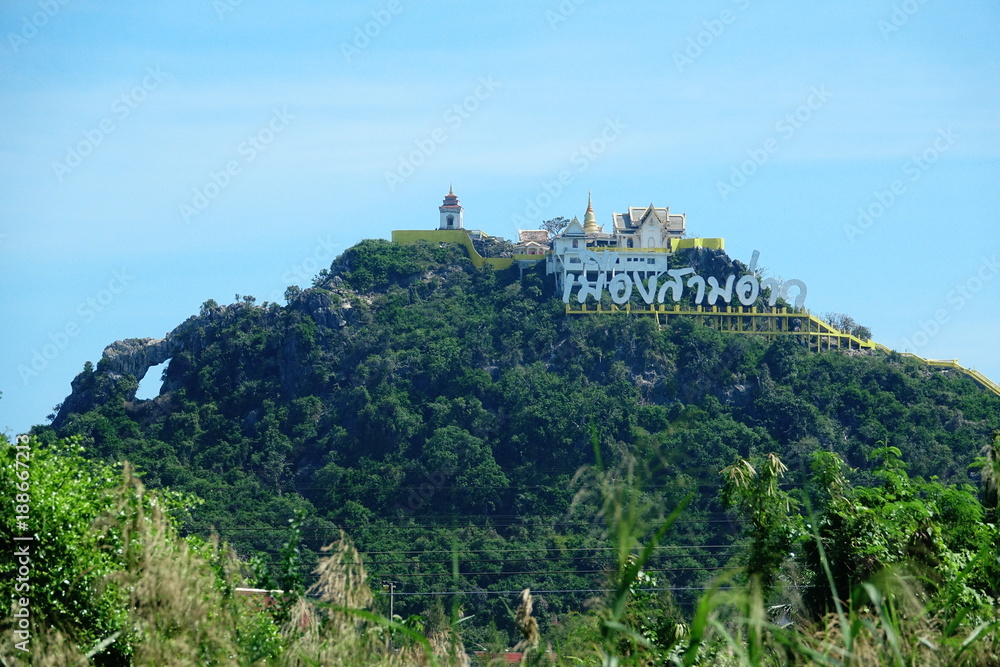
[386,187,1000,397]
[391,187,723,274]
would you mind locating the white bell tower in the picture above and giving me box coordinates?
[438,185,464,230]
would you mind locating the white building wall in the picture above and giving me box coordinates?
[439,208,463,229]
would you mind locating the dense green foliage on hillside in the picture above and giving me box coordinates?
[34,239,1000,649]
[5,430,998,664]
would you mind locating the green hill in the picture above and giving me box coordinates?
[36,238,1000,647]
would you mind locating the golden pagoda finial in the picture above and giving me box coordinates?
[583,190,600,234]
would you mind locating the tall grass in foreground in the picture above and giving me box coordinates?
[663,560,1000,666]
[3,452,997,665]
[1,465,467,666]
[534,432,1000,666]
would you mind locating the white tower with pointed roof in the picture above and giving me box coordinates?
[439,186,464,230]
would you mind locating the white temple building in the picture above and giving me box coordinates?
[547,194,677,293]
[612,204,686,249]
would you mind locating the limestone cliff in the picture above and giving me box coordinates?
[52,291,360,428]
[101,337,179,382]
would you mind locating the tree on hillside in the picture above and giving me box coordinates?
[539,216,569,239]
[822,311,872,341]
[720,453,801,595]
[972,430,1000,522]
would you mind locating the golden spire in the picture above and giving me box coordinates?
[583,189,600,234]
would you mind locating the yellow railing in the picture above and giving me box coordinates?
[564,238,724,252]
[390,229,998,399]
[390,230,517,270]
[564,303,1000,397]
[900,353,1000,398]
[671,238,726,251]
[565,304,876,349]
[596,246,671,253]
[391,230,727,263]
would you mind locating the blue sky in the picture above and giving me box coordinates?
[2,0,998,436]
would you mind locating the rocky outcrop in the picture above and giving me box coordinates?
[101,337,179,382]
[674,246,746,277]
[295,290,351,330]
[52,292,362,428]
[52,336,180,427]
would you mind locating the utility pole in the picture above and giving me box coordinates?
[388,581,396,620]
[382,581,397,651]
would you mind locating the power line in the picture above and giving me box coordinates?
[189,518,739,531]
[292,483,780,490]
[358,544,738,556]
[364,554,734,566]
[322,567,736,579]
[248,544,739,556]
[255,552,738,566]
[381,586,818,597]
[190,512,733,520]
[189,512,736,523]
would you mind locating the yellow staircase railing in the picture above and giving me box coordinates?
[899,353,1000,398]
[565,304,878,351]
[564,303,1000,399]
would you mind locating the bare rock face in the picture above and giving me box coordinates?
[675,246,744,277]
[52,336,180,427]
[298,290,351,329]
[101,337,178,381]
[53,292,358,428]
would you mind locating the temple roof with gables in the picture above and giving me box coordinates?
[612,203,685,234]
[562,217,586,236]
